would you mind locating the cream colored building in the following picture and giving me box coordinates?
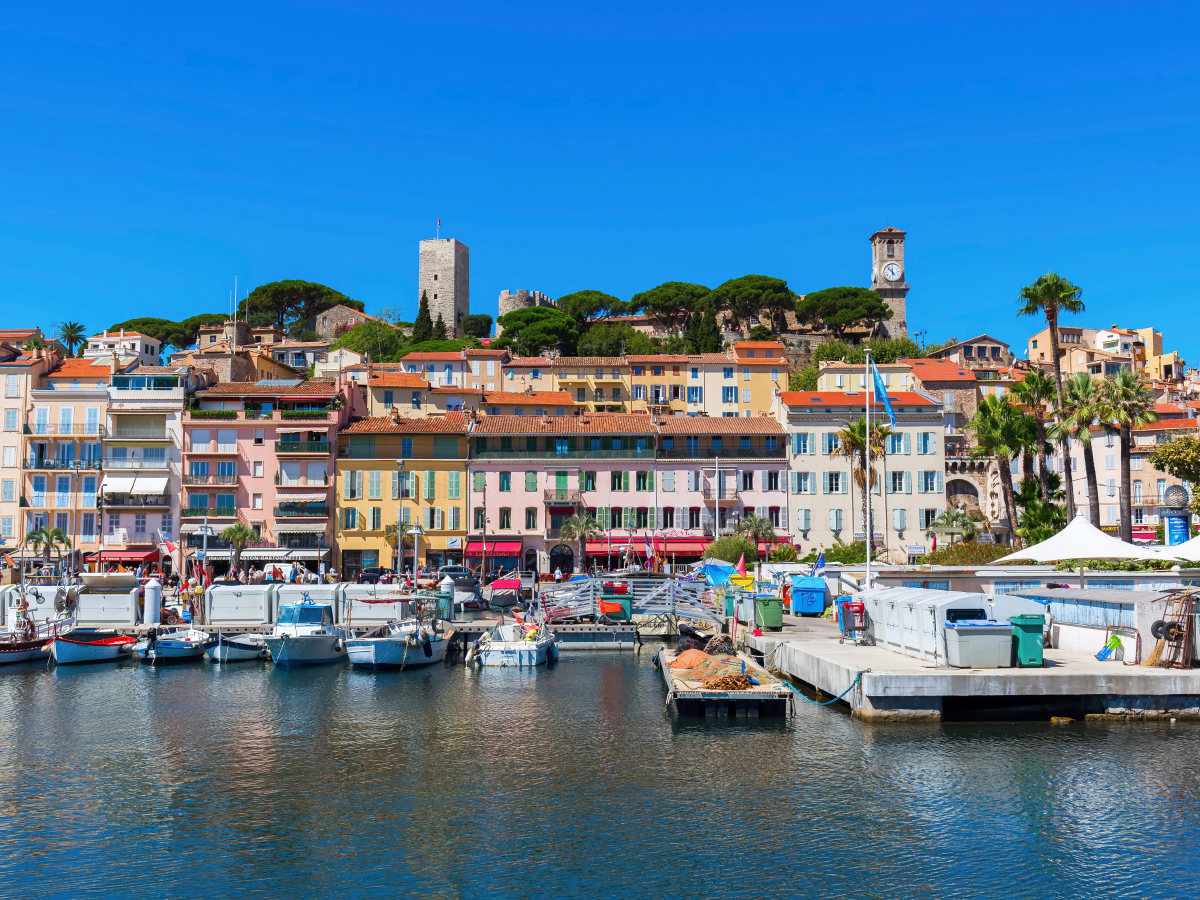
[552,357,631,413]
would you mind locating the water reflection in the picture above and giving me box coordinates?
[0,653,1198,899]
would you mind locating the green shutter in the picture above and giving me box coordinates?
[473,471,485,493]
[424,470,435,500]
[433,436,458,459]
[647,470,654,491]
[578,471,585,491]
[622,471,630,492]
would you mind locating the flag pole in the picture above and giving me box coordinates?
[865,344,871,592]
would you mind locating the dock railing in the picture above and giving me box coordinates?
[538,576,722,626]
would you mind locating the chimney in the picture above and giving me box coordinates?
[109,351,120,374]
[120,328,125,338]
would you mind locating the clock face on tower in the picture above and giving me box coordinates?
[882,263,902,282]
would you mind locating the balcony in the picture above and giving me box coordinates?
[183,473,238,486]
[103,458,171,469]
[24,423,105,437]
[109,427,169,440]
[24,458,103,470]
[274,504,330,518]
[275,441,331,454]
[186,442,238,454]
[701,485,740,503]
[274,473,329,486]
[185,410,238,420]
[658,446,786,460]
[184,409,333,422]
[101,494,170,508]
[182,506,237,518]
[473,448,654,460]
[544,488,582,504]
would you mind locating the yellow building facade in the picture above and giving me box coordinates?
[335,415,470,579]
[552,357,631,413]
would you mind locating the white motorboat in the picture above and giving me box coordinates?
[262,597,348,667]
[471,621,559,667]
[49,632,137,665]
[346,620,449,669]
[135,628,212,663]
[206,632,270,662]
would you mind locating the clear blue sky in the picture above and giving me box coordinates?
[3,2,1199,360]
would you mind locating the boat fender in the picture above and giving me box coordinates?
[423,635,433,658]
[464,646,476,666]
[333,639,343,652]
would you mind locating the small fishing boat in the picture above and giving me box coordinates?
[135,628,212,663]
[49,633,137,665]
[262,596,348,667]
[205,632,270,662]
[346,619,449,669]
[0,612,73,665]
[469,620,559,667]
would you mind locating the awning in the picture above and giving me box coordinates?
[101,473,137,493]
[134,474,169,494]
[85,549,160,562]
[277,491,328,503]
[465,541,523,554]
[274,523,329,533]
[288,549,332,559]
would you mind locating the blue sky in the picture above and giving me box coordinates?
[2,2,1199,359]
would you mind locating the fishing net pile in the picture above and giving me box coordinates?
[675,637,705,654]
[704,673,753,690]
[703,634,735,655]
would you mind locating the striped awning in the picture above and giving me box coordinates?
[277,492,328,503]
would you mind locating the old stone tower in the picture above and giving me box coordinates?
[419,238,469,338]
[869,226,909,337]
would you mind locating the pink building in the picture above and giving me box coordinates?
[181,377,364,575]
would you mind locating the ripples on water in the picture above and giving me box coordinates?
[0,653,1198,899]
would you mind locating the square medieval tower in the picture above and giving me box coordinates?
[419,238,470,338]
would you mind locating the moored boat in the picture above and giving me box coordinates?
[206,633,269,662]
[135,628,212,663]
[262,596,348,667]
[471,621,559,667]
[50,633,137,665]
[346,620,449,669]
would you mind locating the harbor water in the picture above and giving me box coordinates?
[1,652,1199,899]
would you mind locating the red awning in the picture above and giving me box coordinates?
[664,540,709,554]
[85,549,161,562]
[465,541,523,554]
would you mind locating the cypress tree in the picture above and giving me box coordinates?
[412,290,434,344]
[686,301,722,354]
[433,313,448,341]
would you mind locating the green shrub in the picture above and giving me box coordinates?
[918,542,1016,566]
[702,534,757,564]
[189,410,237,419]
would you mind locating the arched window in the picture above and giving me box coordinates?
[886,239,895,258]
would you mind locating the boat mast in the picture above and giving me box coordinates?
[865,345,872,592]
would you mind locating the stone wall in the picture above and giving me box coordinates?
[498,289,555,319]
[314,305,373,341]
[419,239,470,337]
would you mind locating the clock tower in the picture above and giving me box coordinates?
[870,226,908,337]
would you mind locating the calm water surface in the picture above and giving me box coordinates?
[0,651,1198,899]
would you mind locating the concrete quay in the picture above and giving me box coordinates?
[748,618,1200,722]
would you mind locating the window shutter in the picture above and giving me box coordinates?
[780,506,787,529]
[647,470,654,491]
[436,507,444,530]
[625,506,634,526]
[391,471,398,500]
[822,471,830,494]
[622,471,630,492]
[829,509,838,530]
[792,433,800,455]
[579,471,585,491]
[808,472,816,494]
[822,433,829,455]
[808,433,816,455]
[841,475,847,494]
[598,505,608,525]
[790,471,799,494]
[663,470,675,491]
[424,470,435,500]
[450,507,460,530]
[936,470,944,492]
[917,472,926,494]
[903,432,911,454]
[676,506,685,528]
[343,472,353,500]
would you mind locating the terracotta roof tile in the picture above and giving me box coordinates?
[402,352,465,362]
[482,391,576,405]
[551,357,627,368]
[504,357,553,367]
[197,379,339,397]
[463,349,509,358]
[1135,419,1198,431]
[429,386,484,394]
[47,359,114,375]
[657,416,783,435]
[627,355,691,364]
[367,372,430,389]
[474,413,654,435]
[87,331,158,341]
[733,341,787,350]
[902,359,977,382]
[341,414,470,434]
[779,391,936,408]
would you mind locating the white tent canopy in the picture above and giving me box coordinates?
[995,515,1181,563]
[1162,533,1200,561]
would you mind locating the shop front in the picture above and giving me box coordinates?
[465,540,522,576]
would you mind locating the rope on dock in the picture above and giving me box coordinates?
[782,670,868,707]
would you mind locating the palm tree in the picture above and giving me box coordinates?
[1104,369,1157,542]
[385,519,415,575]
[928,508,978,544]
[23,525,71,570]
[831,417,892,544]
[56,321,87,357]
[1011,368,1056,500]
[736,511,778,558]
[1017,271,1084,518]
[220,522,258,575]
[967,395,1023,541]
[1049,372,1107,527]
[558,513,602,575]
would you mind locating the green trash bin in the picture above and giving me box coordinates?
[1008,614,1045,668]
[755,598,784,631]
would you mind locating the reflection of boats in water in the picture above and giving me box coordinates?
[50,633,137,665]
[262,597,348,667]
[135,629,212,663]
[346,620,449,669]
[206,633,270,662]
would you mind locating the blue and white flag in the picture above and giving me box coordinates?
[644,534,655,559]
[809,551,826,577]
[870,358,897,428]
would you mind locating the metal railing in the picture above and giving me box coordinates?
[102,458,170,469]
[100,494,170,507]
[183,473,237,485]
[182,506,237,517]
[274,505,330,517]
[109,427,168,439]
[543,488,582,503]
[23,458,103,470]
[274,473,330,486]
[24,423,105,436]
[701,485,739,500]
[472,448,654,460]
[275,441,331,453]
[658,446,786,459]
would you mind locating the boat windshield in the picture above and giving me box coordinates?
[277,605,331,625]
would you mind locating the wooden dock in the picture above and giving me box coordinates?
[656,647,792,717]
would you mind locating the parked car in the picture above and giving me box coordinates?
[359,566,396,585]
[438,565,480,592]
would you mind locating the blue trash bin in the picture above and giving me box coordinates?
[790,576,828,617]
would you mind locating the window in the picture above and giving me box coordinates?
[252,461,263,478]
[1133,481,1143,503]
[108,512,121,533]
[524,507,538,529]
[5,375,18,397]
[521,470,536,492]
[711,437,723,451]
[916,432,936,455]
[401,438,413,459]
[368,470,382,500]
[499,508,512,529]
[688,508,701,529]
[411,391,422,410]
[635,470,652,491]
[825,471,843,493]
[687,386,703,403]
[1106,505,1117,523]
[447,471,460,499]
[829,509,843,531]
[383,390,394,408]
[612,388,621,401]
[79,513,93,538]
[343,508,358,530]
[531,369,542,380]
[963,345,974,357]
[2,409,14,431]
[216,493,236,510]
[742,367,750,381]
[917,509,940,529]
[742,388,751,404]
[918,471,942,493]
[252,493,263,509]
[886,239,894,258]
[133,513,147,535]
[0,479,10,502]
[893,508,907,531]
[685,436,699,455]
[1104,454,1115,471]
[636,508,649,528]
[254,429,264,446]
[836,374,845,388]
[474,507,485,529]
[633,385,645,401]
[1132,456,1143,471]
[499,471,511,492]
[767,471,779,491]
[742,471,754,490]
[610,507,623,528]
[723,386,737,403]
[610,471,625,491]
[771,367,779,381]
[790,472,811,494]
[691,367,699,379]
[1158,479,1167,502]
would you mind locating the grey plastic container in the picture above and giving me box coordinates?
[944,621,1014,669]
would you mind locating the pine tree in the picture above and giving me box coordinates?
[686,301,722,353]
[433,313,448,341]
[412,290,434,344]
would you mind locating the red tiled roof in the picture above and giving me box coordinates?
[903,359,977,382]
[1154,403,1187,415]
[1135,419,1198,432]
[87,331,158,341]
[733,341,787,350]
[657,416,783,435]
[474,413,654,435]
[367,372,430,389]
[197,379,339,397]
[482,391,576,405]
[341,414,470,434]
[627,356,691,364]
[47,359,113,376]
[429,386,484,394]
[780,391,936,408]
[504,357,553,367]
[464,349,508,358]
[552,357,627,367]
[690,353,733,363]
[401,352,465,362]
